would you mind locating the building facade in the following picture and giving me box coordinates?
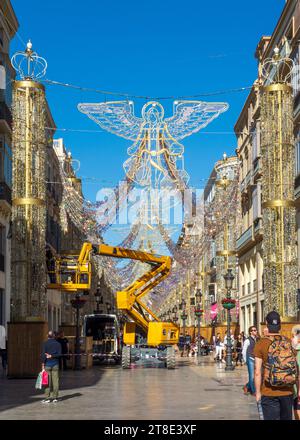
[202,155,240,327]
[0,0,18,327]
[234,84,264,333]
[235,0,300,333]
[51,137,85,328]
[157,154,240,341]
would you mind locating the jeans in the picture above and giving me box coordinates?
[261,395,294,420]
[45,365,59,399]
[59,355,68,371]
[236,351,243,365]
[215,346,223,360]
[246,358,255,394]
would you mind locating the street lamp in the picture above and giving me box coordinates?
[70,293,86,370]
[94,281,103,314]
[180,299,188,352]
[194,288,203,358]
[222,268,235,371]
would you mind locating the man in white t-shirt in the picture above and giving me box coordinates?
[0,325,7,370]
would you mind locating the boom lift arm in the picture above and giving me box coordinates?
[47,242,179,346]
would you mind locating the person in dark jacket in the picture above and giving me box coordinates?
[56,331,69,371]
[41,331,62,403]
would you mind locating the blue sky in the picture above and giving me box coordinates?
[11,0,284,204]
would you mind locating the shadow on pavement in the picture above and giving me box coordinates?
[0,366,107,413]
[59,393,82,401]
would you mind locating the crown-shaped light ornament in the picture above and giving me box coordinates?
[261,47,294,85]
[11,40,47,81]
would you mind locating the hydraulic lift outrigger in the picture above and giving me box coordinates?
[48,242,179,368]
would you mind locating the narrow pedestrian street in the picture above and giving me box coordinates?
[2,0,300,424]
[0,357,258,420]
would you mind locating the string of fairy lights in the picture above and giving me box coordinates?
[9,35,300,317]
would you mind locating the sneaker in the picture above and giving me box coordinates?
[52,399,59,403]
[243,385,250,395]
[41,399,51,404]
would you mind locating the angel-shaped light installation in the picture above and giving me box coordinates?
[78,100,229,190]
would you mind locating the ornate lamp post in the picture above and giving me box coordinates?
[222,269,235,371]
[180,299,187,352]
[70,293,86,370]
[94,281,103,314]
[172,305,178,324]
[194,288,203,357]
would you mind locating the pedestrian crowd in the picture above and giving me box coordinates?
[213,329,246,366]
[2,312,300,420]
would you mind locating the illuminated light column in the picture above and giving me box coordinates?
[8,42,48,377]
[261,48,297,318]
[215,154,238,323]
[11,41,47,321]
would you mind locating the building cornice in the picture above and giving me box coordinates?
[0,0,19,39]
[234,85,257,135]
[262,0,297,61]
[45,99,57,133]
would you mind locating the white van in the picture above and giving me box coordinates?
[83,313,121,364]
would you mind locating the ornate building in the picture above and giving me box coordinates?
[235,0,300,333]
[202,155,240,330]
[0,0,18,327]
[157,154,240,342]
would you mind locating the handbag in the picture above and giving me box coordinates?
[41,369,49,386]
[35,371,43,390]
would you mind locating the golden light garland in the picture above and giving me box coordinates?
[11,79,47,320]
[261,50,298,317]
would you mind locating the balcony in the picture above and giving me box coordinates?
[252,157,262,181]
[236,225,254,253]
[253,217,263,239]
[245,171,251,188]
[240,177,246,194]
[240,171,252,195]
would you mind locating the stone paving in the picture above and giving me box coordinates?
[0,355,258,420]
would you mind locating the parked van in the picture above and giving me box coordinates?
[83,313,121,364]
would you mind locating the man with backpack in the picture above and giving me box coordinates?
[254,311,300,420]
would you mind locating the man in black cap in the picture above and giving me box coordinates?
[254,311,300,420]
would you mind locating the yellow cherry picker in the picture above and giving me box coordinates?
[48,242,179,368]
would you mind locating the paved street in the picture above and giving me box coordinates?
[0,356,258,420]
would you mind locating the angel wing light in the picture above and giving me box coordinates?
[78,99,228,189]
[166,100,229,140]
[78,101,142,140]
